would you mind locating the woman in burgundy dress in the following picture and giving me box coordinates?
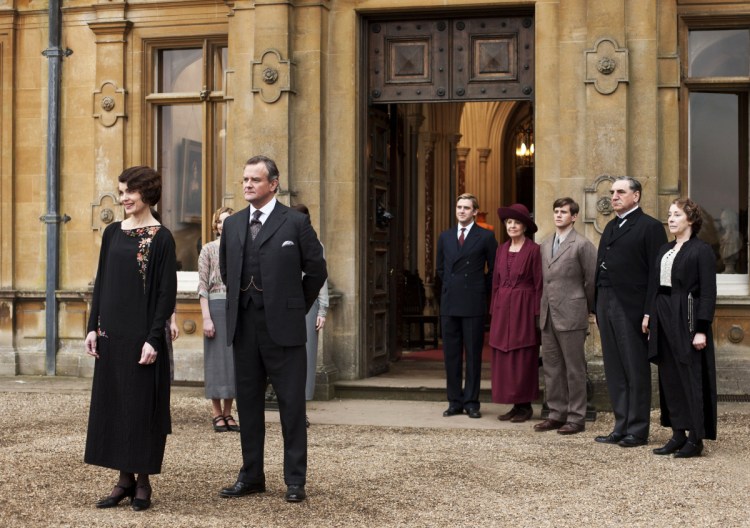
[489,203,542,423]
[84,166,177,511]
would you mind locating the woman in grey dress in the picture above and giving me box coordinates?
[198,207,239,432]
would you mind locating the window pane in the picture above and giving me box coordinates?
[689,30,750,77]
[689,92,748,274]
[158,48,203,93]
[214,47,229,92]
[157,104,203,271]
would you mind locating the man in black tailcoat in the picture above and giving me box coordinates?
[436,193,497,419]
[219,155,327,502]
[594,176,666,447]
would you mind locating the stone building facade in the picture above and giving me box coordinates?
[0,0,748,399]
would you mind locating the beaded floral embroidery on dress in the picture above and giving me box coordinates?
[96,316,108,338]
[124,226,161,291]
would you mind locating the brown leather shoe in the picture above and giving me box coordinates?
[557,422,585,435]
[533,419,565,432]
[497,407,519,421]
[510,407,533,423]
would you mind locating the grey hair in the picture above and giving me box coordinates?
[614,176,642,202]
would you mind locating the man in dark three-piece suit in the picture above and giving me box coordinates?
[436,193,497,419]
[218,155,327,502]
[594,176,666,448]
[535,197,597,435]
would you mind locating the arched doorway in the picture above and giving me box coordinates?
[360,12,535,377]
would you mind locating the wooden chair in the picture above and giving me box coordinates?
[401,270,439,349]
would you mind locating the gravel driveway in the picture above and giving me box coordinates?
[0,389,748,527]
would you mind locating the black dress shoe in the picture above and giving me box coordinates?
[618,434,648,447]
[673,440,703,459]
[219,481,266,498]
[95,484,135,508]
[285,485,306,502]
[224,415,241,432]
[443,407,463,417]
[466,408,482,419]
[594,432,625,444]
[131,485,152,512]
[653,437,687,455]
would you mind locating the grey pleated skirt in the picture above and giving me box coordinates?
[204,296,236,399]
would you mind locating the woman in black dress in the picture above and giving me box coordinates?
[84,166,177,510]
[648,198,717,458]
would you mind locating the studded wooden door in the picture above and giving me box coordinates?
[367,15,534,104]
[364,106,394,376]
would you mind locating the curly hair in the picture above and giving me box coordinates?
[118,166,162,206]
[672,197,703,235]
[212,206,234,236]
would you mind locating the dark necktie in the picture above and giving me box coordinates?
[250,210,262,240]
[618,216,627,228]
[552,235,560,257]
[458,228,465,247]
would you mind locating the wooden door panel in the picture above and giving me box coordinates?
[365,107,392,376]
[369,20,450,103]
[452,17,534,100]
[368,15,534,103]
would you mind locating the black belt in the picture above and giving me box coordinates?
[658,286,672,295]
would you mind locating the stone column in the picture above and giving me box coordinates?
[456,147,471,196]
[0,10,16,375]
[249,1,294,196]
[88,6,131,220]
[477,147,491,200]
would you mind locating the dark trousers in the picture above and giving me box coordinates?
[441,315,485,411]
[596,287,651,439]
[233,300,307,486]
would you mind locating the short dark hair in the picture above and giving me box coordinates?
[292,203,310,217]
[672,197,703,235]
[552,197,580,216]
[118,166,162,205]
[614,176,642,202]
[246,155,280,191]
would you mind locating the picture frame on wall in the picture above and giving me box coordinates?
[179,138,202,224]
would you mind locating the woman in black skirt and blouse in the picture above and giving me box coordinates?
[84,166,177,510]
[648,197,717,458]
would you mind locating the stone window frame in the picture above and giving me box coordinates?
[678,12,750,296]
[142,36,229,287]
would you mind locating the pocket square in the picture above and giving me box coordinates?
[282,240,295,247]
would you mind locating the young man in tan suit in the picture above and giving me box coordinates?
[535,198,597,435]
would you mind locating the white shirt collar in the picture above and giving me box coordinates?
[249,197,277,225]
[458,221,475,237]
[617,204,639,220]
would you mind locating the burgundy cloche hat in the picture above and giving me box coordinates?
[497,203,538,234]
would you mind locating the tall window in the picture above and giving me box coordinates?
[146,39,229,272]
[684,27,750,286]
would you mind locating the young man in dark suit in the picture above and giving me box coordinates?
[594,176,666,447]
[218,155,327,502]
[436,193,497,418]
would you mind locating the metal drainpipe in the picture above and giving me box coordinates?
[40,0,71,376]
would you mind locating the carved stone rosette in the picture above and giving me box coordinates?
[584,38,629,95]
[93,81,127,127]
[251,49,295,104]
[91,192,124,231]
[583,174,616,234]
